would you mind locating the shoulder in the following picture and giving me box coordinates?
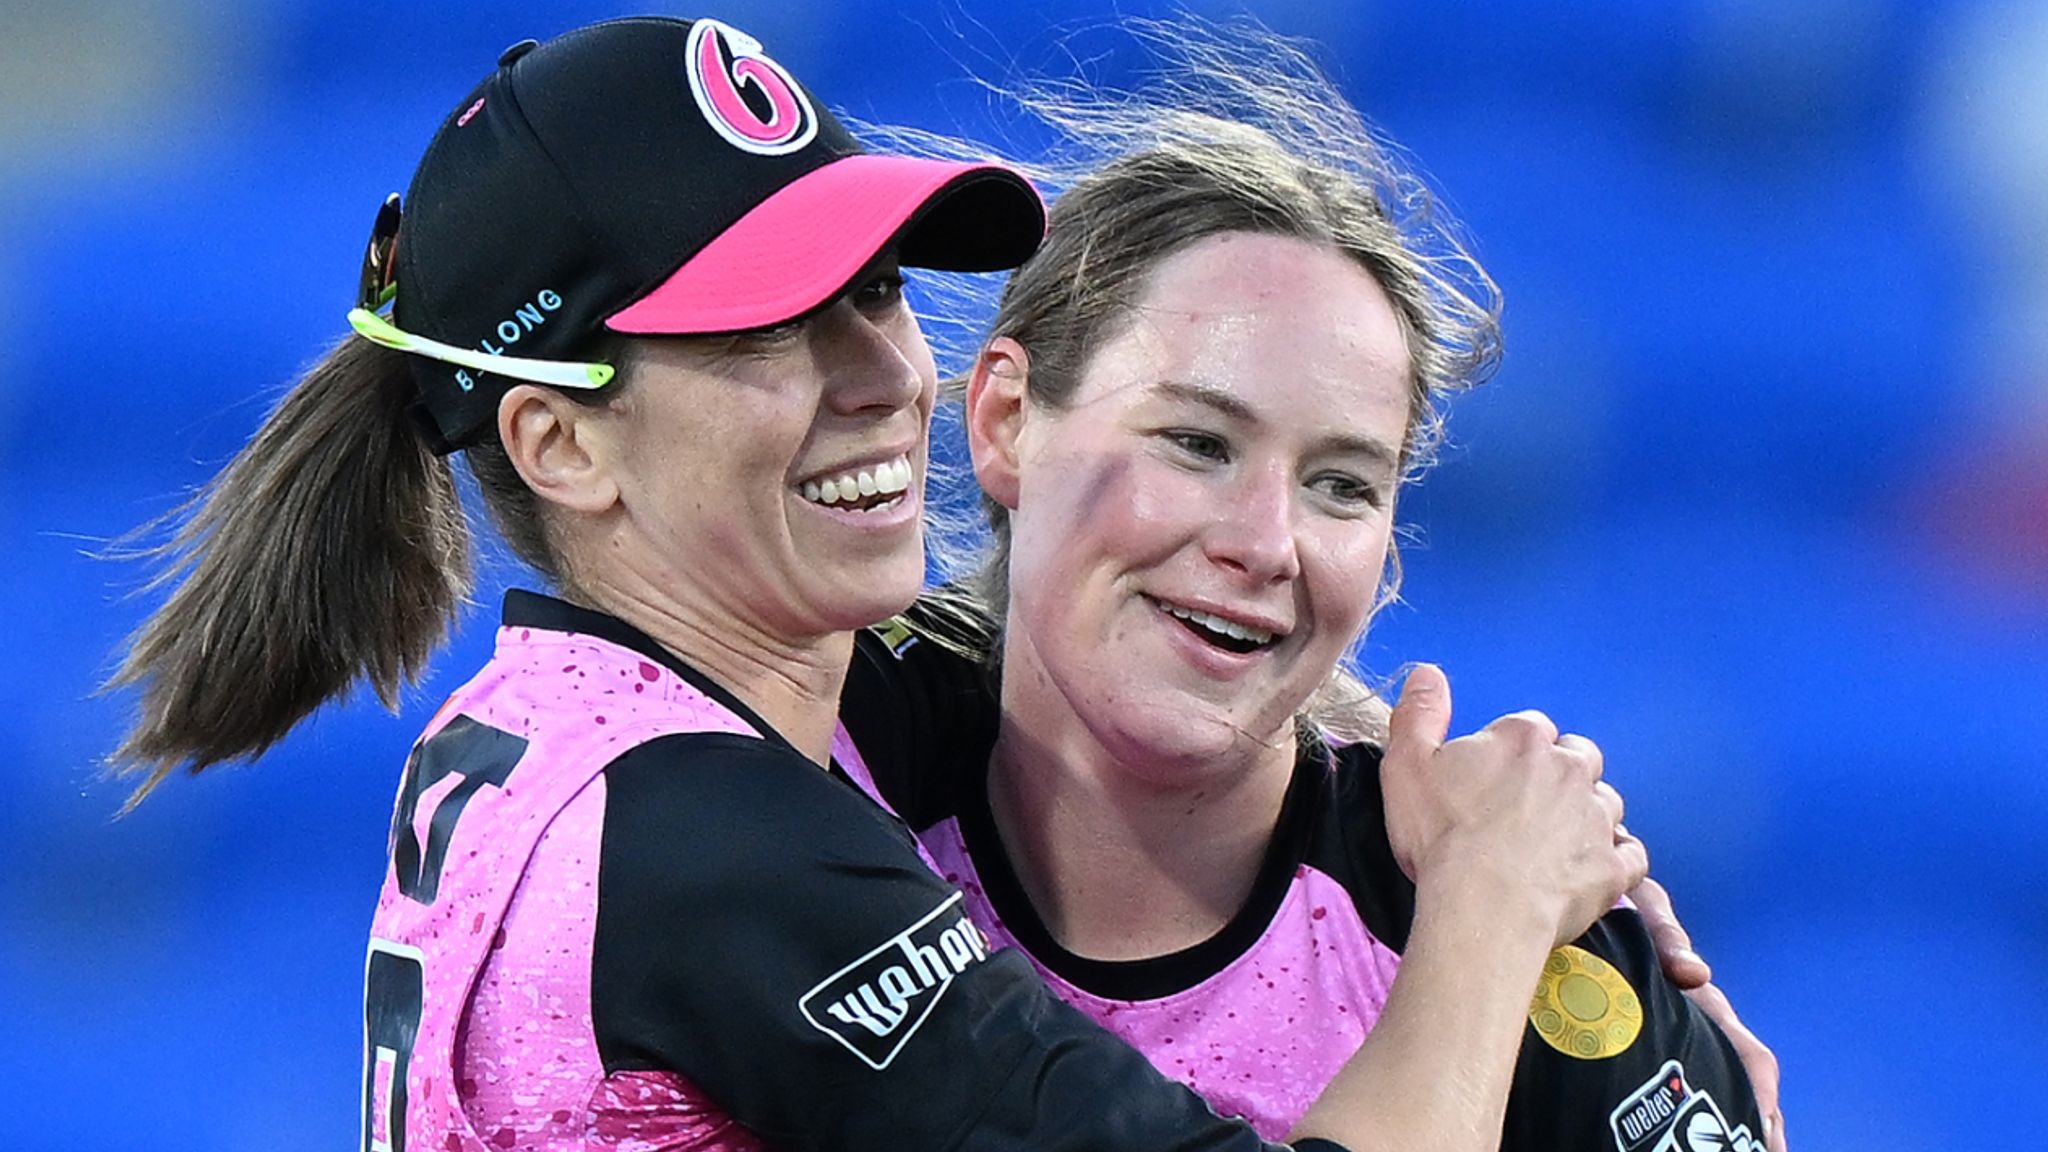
[1502,908,1765,1150]
[845,601,997,720]
[842,603,1001,828]
[600,732,915,876]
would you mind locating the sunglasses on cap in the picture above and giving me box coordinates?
[345,194,616,393]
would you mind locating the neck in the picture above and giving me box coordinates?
[987,642,1296,961]
[574,574,850,766]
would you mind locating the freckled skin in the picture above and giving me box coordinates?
[999,231,1414,789]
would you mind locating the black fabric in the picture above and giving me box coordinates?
[1501,910,1765,1150]
[1300,742,1416,953]
[843,612,1000,831]
[589,730,1309,1152]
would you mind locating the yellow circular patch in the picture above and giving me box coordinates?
[1529,945,1641,1059]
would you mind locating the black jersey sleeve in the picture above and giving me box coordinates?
[1321,743,1763,1151]
[591,731,1323,1152]
[1500,908,1766,1152]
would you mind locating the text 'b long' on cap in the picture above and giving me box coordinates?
[379,15,1046,451]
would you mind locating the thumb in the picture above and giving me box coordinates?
[1387,663,1453,759]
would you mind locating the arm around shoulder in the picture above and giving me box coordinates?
[591,732,1320,1152]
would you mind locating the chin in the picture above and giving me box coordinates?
[830,568,924,631]
[1088,702,1273,781]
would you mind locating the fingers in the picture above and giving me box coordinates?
[1683,982,1785,1150]
[1630,875,1711,988]
[1613,831,1651,896]
[1485,708,1559,748]
[1556,732,1604,782]
[1386,663,1453,760]
[1595,780,1626,829]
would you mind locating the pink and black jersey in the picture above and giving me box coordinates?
[844,609,1767,1152]
[363,591,1345,1152]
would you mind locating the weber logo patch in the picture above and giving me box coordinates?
[1611,1060,1693,1151]
[799,892,990,1069]
[1609,1060,1761,1152]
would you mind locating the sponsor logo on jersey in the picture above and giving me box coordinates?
[684,20,817,156]
[799,891,990,1069]
[1530,943,1643,1059]
[1611,1060,1692,1151]
[1609,1060,1761,1152]
[870,616,919,657]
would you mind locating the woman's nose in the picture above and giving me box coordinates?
[1203,462,1301,585]
[815,299,928,416]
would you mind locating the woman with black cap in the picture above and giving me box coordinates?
[105,17,1639,1152]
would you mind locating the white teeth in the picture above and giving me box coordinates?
[1160,601,1275,646]
[799,456,913,506]
[878,458,911,494]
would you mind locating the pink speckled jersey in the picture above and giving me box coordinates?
[844,612,1768,1151]
[918,827,1399,1141]
[361,591,1324,1152]
[365,599,780,1151]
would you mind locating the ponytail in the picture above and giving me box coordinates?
[104,335,473,808]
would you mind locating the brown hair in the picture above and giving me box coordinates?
[920,18,1504,742]
[102,336,612,809]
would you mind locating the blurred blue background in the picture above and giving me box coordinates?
[5,0,2042,1147]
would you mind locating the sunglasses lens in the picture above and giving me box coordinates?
[357,193,402,311]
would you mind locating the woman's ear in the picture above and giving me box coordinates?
[497,384,620,515]
[966,336,1032,510]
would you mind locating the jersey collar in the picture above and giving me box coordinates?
[501,588,802,759]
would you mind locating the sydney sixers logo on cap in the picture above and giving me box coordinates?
[685,20,818,156]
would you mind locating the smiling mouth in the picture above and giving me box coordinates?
[798,456,913,513]
[1149,596,1279,655]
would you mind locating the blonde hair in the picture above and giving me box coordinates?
[896,17,1503,743]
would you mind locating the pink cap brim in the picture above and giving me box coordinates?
[606,154,1041,335]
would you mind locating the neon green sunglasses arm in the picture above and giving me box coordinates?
[346,308,615,390]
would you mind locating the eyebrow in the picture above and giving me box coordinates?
[1149,380,1402,468]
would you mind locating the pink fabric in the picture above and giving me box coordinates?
[367,625,820,1151]
[920,818,1403,1141]
[605,155,1029,335]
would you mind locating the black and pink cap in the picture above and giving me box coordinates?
[387,15,1045,451]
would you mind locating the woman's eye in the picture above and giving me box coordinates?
[729,321,803,353]
[853,272,906,309]
[1165,430,1230,462]
[729,312,806,345]
[1312,472,1385,509]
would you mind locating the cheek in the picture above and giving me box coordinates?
[1011,450,1130,582]
[1304,524,1394,633]
[1013,445,1205,584]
